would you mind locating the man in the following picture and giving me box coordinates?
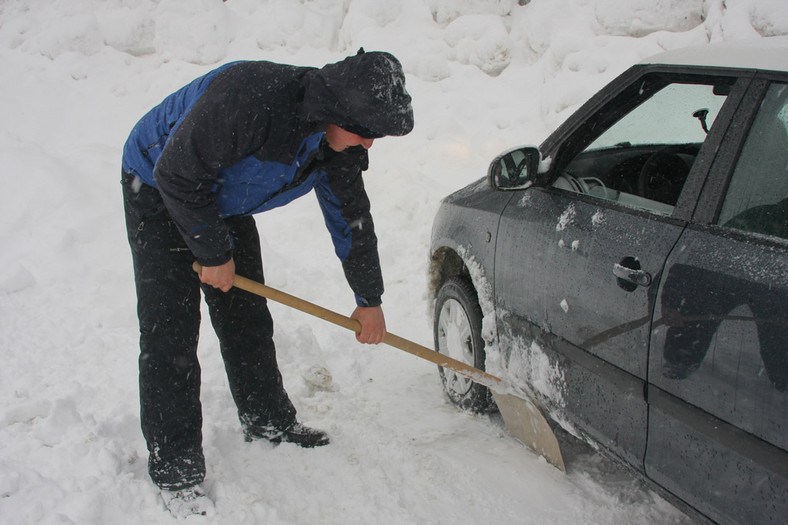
[121,49,414,515]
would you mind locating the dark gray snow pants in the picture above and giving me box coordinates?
[121,171,297,490]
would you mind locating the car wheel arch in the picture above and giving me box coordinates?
[429,246,469,299]
[429,246,496,325]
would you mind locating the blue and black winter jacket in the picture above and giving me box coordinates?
[122,54,413,307]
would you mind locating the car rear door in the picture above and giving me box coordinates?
[646,76,788,525]
[493,67,748,468]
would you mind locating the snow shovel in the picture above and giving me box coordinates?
[192,262,565,471]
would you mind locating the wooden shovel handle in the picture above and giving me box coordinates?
[192,262,504,390]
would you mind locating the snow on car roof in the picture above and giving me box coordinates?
[640,36,788,73]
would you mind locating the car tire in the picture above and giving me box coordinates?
[434,277,494,413]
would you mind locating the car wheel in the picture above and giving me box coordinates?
[434,277,494,413]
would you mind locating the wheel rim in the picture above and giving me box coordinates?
[437,297,474,396]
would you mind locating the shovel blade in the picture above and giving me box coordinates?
[492,391,565,472]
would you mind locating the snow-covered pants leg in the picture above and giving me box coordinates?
[123,172,205,490]
[122,171,297,490]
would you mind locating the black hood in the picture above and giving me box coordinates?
[301,50,414,137]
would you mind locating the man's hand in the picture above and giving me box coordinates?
[351,305,386,344]
[198,259,235,292]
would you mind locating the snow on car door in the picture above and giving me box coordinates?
[495,186,683,466]
[494,74,736,467]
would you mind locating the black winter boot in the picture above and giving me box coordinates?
[244,421,330,448]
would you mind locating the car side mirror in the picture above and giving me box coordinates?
[488,146,542,191]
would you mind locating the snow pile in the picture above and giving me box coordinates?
[1,0,786,523]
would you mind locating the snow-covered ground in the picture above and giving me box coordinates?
[1,0,786,523]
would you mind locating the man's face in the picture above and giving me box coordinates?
[325,124,375,152]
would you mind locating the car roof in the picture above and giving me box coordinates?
[640,36,788,73]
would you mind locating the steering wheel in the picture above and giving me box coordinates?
[637,147,691,205]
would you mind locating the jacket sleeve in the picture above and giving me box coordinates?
[314,148,384,307]
[153,70,268,266]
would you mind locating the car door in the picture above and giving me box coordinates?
[494,68,747,468]
[646,77,788,525]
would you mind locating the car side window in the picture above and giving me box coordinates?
[718,83,788,240]
[554,78,730,216]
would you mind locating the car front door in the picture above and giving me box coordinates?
[494,68,746,467]
[646,77,788,525]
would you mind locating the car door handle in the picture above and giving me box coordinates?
[613,259,652,288]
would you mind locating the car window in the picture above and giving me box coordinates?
[587,84,725,149]
[718,82,788,240]
[554,78,731,216]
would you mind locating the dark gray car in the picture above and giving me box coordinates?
[429,38,788,525]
